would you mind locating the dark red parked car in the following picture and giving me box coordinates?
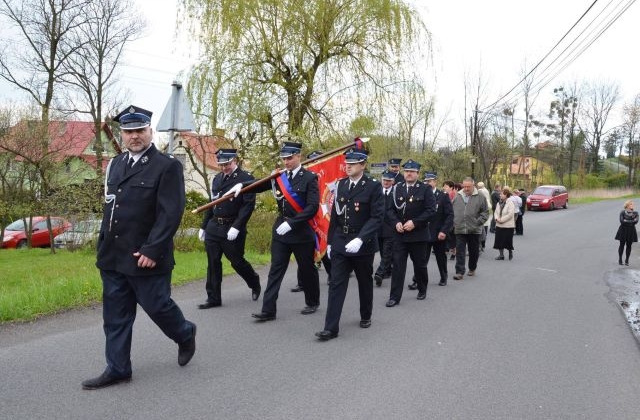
[526,185,569,211]
[2,217,72,249]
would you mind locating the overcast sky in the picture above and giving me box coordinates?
[1,0,638,137]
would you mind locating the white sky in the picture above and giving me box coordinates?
[1,0,638,138]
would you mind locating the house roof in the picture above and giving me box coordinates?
[175,132,232,170]
[2,120,119,170]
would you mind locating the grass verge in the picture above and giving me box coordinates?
[0,248,270,323]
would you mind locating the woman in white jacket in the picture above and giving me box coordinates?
[493,187,516,260]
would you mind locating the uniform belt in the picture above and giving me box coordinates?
[214,217,234,225]
[341,225,360,234]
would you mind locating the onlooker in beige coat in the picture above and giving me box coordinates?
[493,187,516,260]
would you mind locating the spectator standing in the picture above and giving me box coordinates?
[493,187,516,261]
[615,200,639,266]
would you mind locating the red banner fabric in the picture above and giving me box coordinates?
[307,153,346,262]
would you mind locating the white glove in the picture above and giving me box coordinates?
[326,245,331,259]
[227,227,239,241]
[345,238,363,253]
[198,228,206,242]
[276,221,292,235]
[223,182,243,198]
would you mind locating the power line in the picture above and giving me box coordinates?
[482,0,601,111]
[497,0,619,106]
[524,0,636,98]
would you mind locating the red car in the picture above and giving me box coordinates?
[2,216,72,249]
[526,185,569,211]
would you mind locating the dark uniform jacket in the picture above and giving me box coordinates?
[201,167,256,239]
[328,175,383,256]
[97,144,185,276]
[392,172,404,185]
[387,180,436,242]
[379,187,396,238]
[427,188,454,243]
[252,167,319,244]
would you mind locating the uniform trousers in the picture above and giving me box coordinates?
[515,214,524,235]
[261,239,320,315]
[323,252,374,333]
[389,240,429,302]
[426,239,448,281]
[455,234,481,275]
[101,269,193,378]
[375,235,394,278]
[204,230,260,304]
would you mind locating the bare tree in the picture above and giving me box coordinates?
[579,80,620,174]
[60,0,143,175]
[621,94,640,186]
[0,0,89,124]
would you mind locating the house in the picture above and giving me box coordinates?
[171,131,232,197]
[1,120,120,186]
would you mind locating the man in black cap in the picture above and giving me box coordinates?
[388,158,404,184]
[423,171,453,286]
[197,149,261,308]
[373,169,396,286]
[83,105,196,390]
[315,147,383,340]
[385,159,436,307]
[228,141,321,320]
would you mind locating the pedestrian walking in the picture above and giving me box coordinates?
[83,105,196,390]
[315,147,383,340]
[197,149,261,308]
[385,160,436,306]
[451,177,489,280]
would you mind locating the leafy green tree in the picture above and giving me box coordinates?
[179,0,429,166]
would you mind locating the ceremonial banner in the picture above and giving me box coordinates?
[307,153,346,261]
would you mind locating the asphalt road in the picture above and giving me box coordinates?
[2,199,640,419]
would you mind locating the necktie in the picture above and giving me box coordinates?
[287,171,293,181]
[128,157,134,167]
[349,182,355,191]
[223,174,229,182]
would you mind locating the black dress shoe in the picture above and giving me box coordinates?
[82,371,131,390]
[252,312,276,321]
[407,282,418,290]
[300,305,318,315]
[198,301,221,309]
[290,285,304,293]
[360,319,371,328]
[385,299,398,307]
[374,273,383,287]
[251,285,261,301]
[315,330,338,340]
[178,323,196,367]
[417,291,426,300]
[495,256,505,260]
[438,280,447,286]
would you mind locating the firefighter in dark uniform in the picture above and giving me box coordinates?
[315,147,383,340]
[424,171,453,286]
[373,170,396,286]
[197,149,261,308]
[227,142,320,321]
[388,157,404,184]
[408,171,454,289]
[385,159,436,307]
[83,105,196,390]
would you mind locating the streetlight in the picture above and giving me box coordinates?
[470,156,476,179]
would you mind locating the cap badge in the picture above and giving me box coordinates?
[128,106,136,114]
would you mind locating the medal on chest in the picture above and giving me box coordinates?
[354,202,360,212]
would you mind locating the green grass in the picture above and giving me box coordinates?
[0,248,270,323]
